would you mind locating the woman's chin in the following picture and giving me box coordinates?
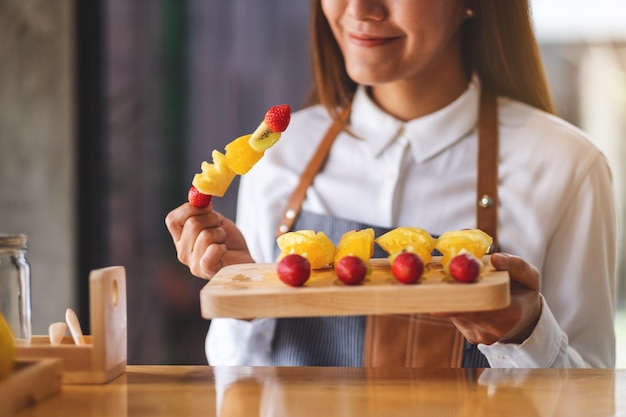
[344,60,404,87]
[346,70,392,87]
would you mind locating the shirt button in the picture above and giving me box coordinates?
[493,354,504,361]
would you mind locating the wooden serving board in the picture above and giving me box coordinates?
[200,257,510,319]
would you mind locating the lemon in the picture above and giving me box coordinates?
[334,228,375,265]
[224,134,265,175]
[276,230,335,269]
[435,229,493,266]
[0,313,16,379]
[375,227,436,263]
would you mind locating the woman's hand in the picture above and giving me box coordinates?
[165,202,254,279]
[434,253,542,345]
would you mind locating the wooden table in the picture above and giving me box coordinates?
[13,366,626,416]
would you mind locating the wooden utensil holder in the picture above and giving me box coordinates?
[16,266,127,384]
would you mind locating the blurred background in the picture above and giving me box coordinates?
[0,0,624,366]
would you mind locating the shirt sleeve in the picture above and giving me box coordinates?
[480,153,617,368]
[478,295,588,367]
[206,317,276,366]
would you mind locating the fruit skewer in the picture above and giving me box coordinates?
[187,104,291,208]
[436,229,493,282]
[275,228,376,287]
[274,227,494,287]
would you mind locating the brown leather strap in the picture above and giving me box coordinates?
[477,89,499,251]
[275,107,351,237]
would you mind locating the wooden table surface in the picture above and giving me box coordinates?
[14,366,626,417]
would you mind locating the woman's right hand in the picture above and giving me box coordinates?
[165,202,254,279]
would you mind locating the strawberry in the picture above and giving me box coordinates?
[249,104,292,152]
[188,185,213,208]
[264,104,291,132]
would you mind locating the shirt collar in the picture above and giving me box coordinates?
[349,75,481,163]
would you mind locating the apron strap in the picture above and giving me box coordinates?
[276,107,351,237]
[477,88,499,250]
[278,88,499,368]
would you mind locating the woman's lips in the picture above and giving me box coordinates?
[347,32,400,47]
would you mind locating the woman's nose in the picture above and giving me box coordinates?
[345,0,387,22]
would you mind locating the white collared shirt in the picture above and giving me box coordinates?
[207,79,617,368]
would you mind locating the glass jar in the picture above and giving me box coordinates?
[0,234,31,344]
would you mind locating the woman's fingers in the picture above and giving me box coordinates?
[164,204,187,242]
[199,243,228,277]
[188,214,227,252]
[165,202,213,242]
[433,253,542,345]
[490,253,540,291]
[177,212,225,265]
[165,203,254,280]
[164,203,230,279]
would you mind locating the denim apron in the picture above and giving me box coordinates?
[270,211,490,367]
[271,88,499,368]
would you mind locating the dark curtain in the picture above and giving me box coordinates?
[77,0,311,364]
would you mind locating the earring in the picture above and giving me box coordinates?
[465,8,475,18]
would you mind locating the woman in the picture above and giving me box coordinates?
[166,0,616,368]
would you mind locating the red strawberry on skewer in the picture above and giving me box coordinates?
[188,185,213,208]
[248,104,291,151]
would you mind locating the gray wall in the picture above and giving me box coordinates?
[0,0,76,335]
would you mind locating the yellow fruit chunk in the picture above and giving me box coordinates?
[224,134,265,175]
[334,228,375,265]
[0,313,16,379]
[192,150,236,197]
[375,227,436,264]
[276,230,335,269]
[435,229,493,266]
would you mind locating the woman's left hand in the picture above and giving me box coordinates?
[434,253,542,345]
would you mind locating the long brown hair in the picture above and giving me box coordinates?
[307,0,555,122]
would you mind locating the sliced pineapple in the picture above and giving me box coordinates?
[192,150,236,197]
[435,229,493,266]
[334,228,375,266]
[224,134,265,175]
[375,227,436,264]
[276,230,335,269]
